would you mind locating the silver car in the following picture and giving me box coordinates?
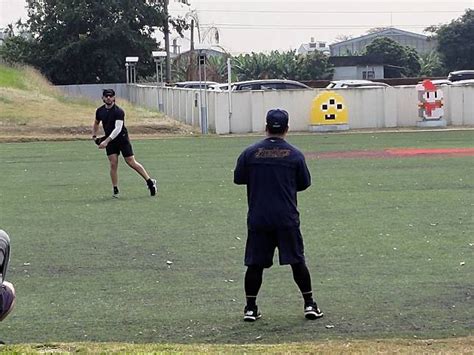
[326,80,390,89]
[211,79,311,91]
[173,81,218,89]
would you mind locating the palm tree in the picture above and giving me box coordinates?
[419,51,446,77]
[232,52,275,81]
[268,50,299,79]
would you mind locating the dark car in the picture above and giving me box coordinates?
[211,79,311,91]
[447,70,474,82]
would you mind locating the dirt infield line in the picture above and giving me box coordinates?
[306,147,474,159]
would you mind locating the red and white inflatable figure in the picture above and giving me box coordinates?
[416,79,444,120]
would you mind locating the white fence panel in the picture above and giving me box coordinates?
[58,83,474,134]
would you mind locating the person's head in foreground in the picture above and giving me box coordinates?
[266,109,289,136]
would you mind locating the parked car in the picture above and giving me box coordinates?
[173,81,218,89]
[416,79,452,87]
[447,70,474,82]
[451,79,474,86]
[326,80,390,89]
[430,79,452,86]
[211,79,311,91]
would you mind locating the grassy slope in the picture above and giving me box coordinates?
[0,64,192,137]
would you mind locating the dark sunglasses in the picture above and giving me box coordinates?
[104,94,114,98]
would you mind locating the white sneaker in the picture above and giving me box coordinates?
[304,303,324,320]
[243,306,262,322]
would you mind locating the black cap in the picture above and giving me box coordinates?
[102,89,115,97]
[266,109,289,130]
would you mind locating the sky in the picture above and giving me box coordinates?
[1,0,472,54]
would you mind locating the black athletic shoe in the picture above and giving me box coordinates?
[148,179,157,196]
[243,306,262,322]
[304,302,323,320]
[113,186,120,198]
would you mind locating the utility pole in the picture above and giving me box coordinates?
[190,19,195,51]
[163,0,171,83]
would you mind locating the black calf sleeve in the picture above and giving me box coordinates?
[245,266,264,297]
[291,262,312,294]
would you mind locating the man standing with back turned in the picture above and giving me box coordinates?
[234,109,323,322]
[93,89,157,198]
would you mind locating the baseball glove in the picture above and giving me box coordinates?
[94,136,107,146]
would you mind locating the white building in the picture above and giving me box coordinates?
[330,56,386,80]
[298,37,330,55]
[330,28,437,56]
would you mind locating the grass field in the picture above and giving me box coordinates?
[0,130,472,351]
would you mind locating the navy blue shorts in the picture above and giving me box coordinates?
[244,227,305,268]
[106,136,134,157]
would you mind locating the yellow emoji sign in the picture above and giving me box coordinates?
[310,91,348,125]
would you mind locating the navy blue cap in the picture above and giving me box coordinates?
[266,109,289,129]
[102,88,115,97]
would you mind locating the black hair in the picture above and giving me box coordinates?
[266,124,288,135]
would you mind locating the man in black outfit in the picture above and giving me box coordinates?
[92,89,157,198]
[0,229,15,323]
[234,109,323,322]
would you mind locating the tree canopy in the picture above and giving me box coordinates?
[426,9,474,72]
[231,50,333,82]
[363,37,421,77]
[0,0,188,85]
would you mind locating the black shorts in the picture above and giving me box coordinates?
[106,136,134,157]
[244,227,305,268]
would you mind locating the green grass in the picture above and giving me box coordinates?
[0,65,27,89]
[0,63,179,132]
[0,131,472,346]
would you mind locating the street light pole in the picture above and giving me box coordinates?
[227,57,232,132]
[163,0,171,83]
[125,57,139,84]
[196,46,208,134]
[152,51,167,112]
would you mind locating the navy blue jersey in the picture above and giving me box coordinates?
[234,137,311,228]
[95,104,128,138]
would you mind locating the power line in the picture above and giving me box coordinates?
[199,24,438,29]
[174,9,467,14]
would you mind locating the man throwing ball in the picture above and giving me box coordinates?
[92,89,157,198]
[234,109,323,322]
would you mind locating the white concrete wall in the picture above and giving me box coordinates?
[58,83,474,134]
[56,83,129,101]
[128,84,474,133]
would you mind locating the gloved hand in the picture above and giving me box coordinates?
[93,136,106,146]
